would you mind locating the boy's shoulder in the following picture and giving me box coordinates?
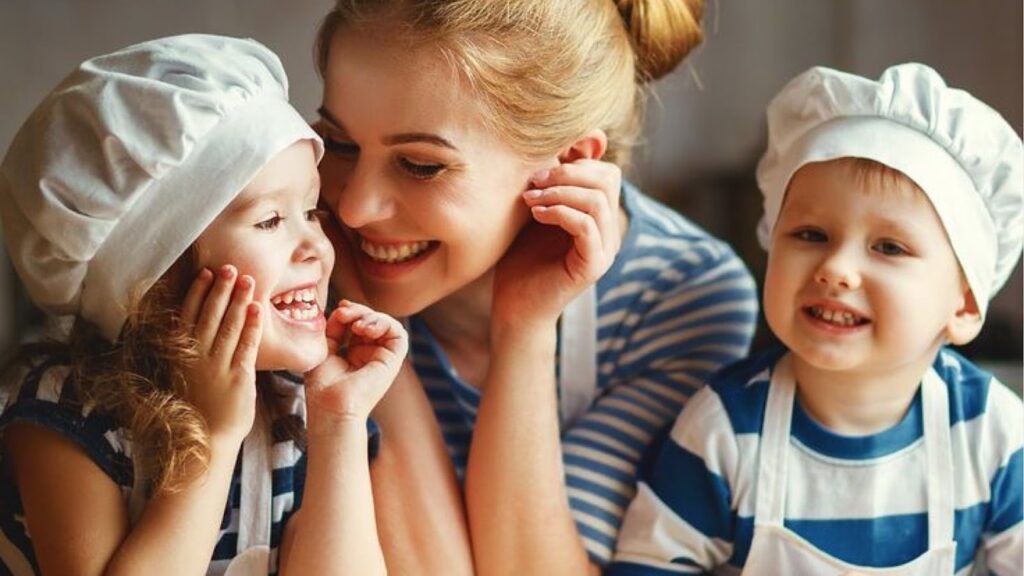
[934,348,1022,438]
[688,345,788,436]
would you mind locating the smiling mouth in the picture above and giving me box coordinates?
[804,305,870,327]
[359,237,438,264]
[270,286,321,321]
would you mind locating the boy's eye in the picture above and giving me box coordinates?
[398,157,445,179]
[793,228,827,242]
[873,240,909,256]
[255,214,283,231]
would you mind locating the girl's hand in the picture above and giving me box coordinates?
[179,265,263,444]
[304,300,408,422]
[492,159,623,330]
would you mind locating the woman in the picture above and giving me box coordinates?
[313,1,759,573]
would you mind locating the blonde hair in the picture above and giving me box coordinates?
[3,254,298,494]
[315,0,704,168]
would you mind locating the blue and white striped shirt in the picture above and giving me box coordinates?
[610,346,1024,575]
[410,182,760,564]
[0,357,313,575]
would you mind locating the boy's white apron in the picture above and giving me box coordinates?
[741,354,957,575]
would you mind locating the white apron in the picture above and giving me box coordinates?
[130,407,274,576]
[558,285,598,429]
[742,354,957,576]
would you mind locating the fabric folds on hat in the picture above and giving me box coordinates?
[755,63,1023,319]
[0,34,323,340]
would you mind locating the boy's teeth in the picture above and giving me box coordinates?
[811,306,859,326]
[361,239,431,263]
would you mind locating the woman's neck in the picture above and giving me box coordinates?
[791,352,938,436]
[418,270,495,388]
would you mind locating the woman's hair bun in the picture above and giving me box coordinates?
[616,0,705,81]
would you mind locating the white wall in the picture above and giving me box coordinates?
[1,0,1021,363]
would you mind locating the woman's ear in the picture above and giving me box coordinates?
[557,129,608,163]
[945,286,983,345]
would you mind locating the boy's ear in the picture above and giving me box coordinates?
[557,129,608,163]
[945,286,983,345]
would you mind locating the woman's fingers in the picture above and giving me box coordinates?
[523,185,619,254]
[530,159,622,206]
[193,265,238,349]
[530,204,607,281]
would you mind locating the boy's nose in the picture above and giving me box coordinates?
[814,250,861,290]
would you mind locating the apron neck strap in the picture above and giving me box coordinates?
[559,285,598,429]
[755,355,955,546]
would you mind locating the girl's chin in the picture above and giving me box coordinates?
[255,342,328,373]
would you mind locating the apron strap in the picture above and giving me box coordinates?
[238,408,273,560]
[559,284,598,429]
[754,354,796,527]
[921,369,954,546]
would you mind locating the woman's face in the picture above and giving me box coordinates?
[317,26,552,316]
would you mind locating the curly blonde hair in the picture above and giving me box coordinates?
[315,0,704,168]
[4,254,298,494]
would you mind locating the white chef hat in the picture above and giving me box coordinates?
[756,63,1023,319]
[0,34,323,341]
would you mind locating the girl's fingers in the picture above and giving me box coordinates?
[231,302,263,370]
[194,265,238,347]
[211,275,255,358]
[181,268,214,329]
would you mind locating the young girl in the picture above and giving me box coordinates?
[0,34,404,575]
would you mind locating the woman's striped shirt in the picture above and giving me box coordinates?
[409,182,760,565]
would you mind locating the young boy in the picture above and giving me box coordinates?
[609,63,1023,575]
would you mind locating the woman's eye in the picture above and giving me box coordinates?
[306,208,331,223]
[793,228,827,242]
[324,137,359,157]
[255,214,283,231]
[398,157,445,179]
[874,240,909,256]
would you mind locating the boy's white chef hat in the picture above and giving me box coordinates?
[0,34,323,341]
[756,63,1023,319]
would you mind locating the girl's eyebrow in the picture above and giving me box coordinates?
[317,106,459,152]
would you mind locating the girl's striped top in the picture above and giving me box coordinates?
[409,182,760,565]
[0,358,321,575]
[609,346,1024,575]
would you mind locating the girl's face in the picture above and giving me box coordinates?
[317,27,552,316]
[194,140,335,372]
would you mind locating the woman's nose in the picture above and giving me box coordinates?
[327,161,396,229]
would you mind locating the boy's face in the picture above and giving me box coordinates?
[763,159,972,380]
[194,140,335,372]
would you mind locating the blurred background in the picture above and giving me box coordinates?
[1,0,1021,390]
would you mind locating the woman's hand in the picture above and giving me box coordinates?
[179,265,263,445]
[492,159,623,330]
[304,300,408,423]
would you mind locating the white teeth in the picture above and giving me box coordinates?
[810,306,860,326]
[361,239,432,263]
